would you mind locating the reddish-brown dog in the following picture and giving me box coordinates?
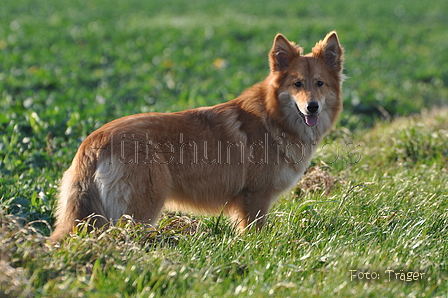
[51,32,344,241]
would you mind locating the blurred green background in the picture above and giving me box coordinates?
[1,0,447,124]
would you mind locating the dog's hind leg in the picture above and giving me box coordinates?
[94,161,172,228]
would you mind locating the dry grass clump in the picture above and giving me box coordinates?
[0,206,202,297]
[295,166,335,196]
[0,211,51,297]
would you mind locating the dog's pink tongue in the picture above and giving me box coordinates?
[305,115,318,127]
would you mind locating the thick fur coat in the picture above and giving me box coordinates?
[50,32,344,241]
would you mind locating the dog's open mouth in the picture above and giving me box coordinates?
[296,106,319,127]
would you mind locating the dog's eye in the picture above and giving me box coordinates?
[294,81,302,88]
[316,80,324,87]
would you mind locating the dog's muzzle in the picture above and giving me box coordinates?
[297,101,319,127]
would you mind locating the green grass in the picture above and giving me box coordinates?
[1,0,447,297]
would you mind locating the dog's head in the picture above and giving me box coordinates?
[268,32,344,128]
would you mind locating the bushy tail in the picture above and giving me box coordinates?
[50,153,107,242]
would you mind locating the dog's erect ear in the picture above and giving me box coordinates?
[313,31,344,72]
[270,34,298,72]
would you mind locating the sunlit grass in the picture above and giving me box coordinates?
[1,0,447,296]
[1,108,447,297]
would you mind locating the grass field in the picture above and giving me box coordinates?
[1,0,447,297]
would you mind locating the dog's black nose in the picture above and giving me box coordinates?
[307,101,319,114]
